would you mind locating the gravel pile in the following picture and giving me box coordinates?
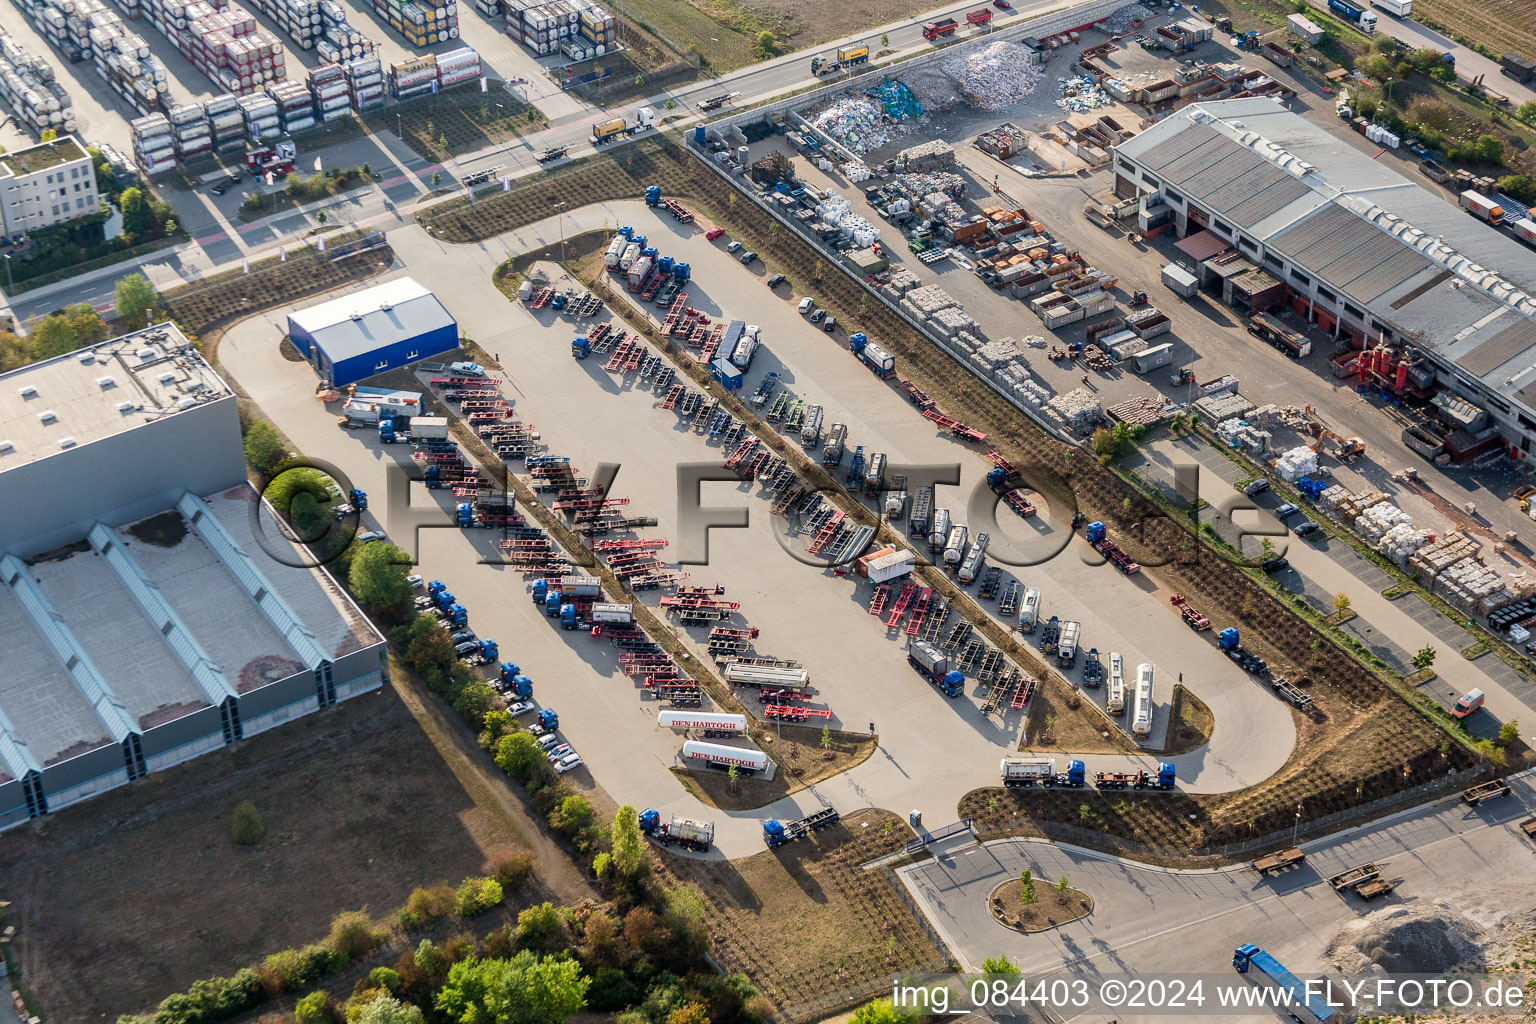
[946,40,1046,109]
[1101,2,1156,35]
[1328,904,1485,975]
[807,95,889,155]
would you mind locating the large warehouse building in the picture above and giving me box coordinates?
[0,326,385,831]
[1113,98,1536,459]
[287,277,458,387]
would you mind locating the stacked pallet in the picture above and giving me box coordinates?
[265,78,312,131]
[1409,532,1480,579]
[1378,524,1432,565]
[1194,392,1252,422]
[1215,418,1270,453]
[1045,387,1101,433]
[371,0,458,47]
[307,61,348,120]
[503,0,613,57]
[900,284,959,320]
[1317,485,1352,515]
[930,307,977,339]
[0,32,75,135]
[344,55,382,111]
[1354,501,1410,545]
[166,100,211,159]
[1272,445,1317,483]
[129,110,174,171]
[1431,555,1523,616]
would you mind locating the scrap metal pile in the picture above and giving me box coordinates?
[945,40,1046,109]
[1057,75,1112,111]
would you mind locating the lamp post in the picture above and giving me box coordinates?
[710,37,718,77]
[2,253,11,294]
[553,200,567,263]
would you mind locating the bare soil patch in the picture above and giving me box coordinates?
[671,726,878,810]
[1024,675,1138,755]
[1161,683,1213,757]
[0,686,550,1021]
[990,879,1092,933]
[126,510,188,547]
[363,90,546,163]
[655,808,948,1022]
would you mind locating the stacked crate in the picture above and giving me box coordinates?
[388,54,435,99]
[434,45,478,90]
[372,0,458,46]
[166,0,287,95]
[266,79,313,131]
[238,90,278,137]
[167,101,212,159]
[308,61,349,121]
[316,0,374,62]
[130,110,175,172]
[344,55,384,111]
[203,92,245,151]
[0,32,76,135]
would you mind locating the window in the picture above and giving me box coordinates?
[51,205,58,216]
[1487,395,1510,413]
[1316,286,1335,304]
[1519,414,1536,431]
[1214,219,1232,236]
[1143,174,1161,188]
[1344,302,1364,318]
[1263,253,1282,271]
[1165,188,1183,204]
[1290,269,1311,287]
[1239,236,1257,253]
[374,359,388,370]
[407,350,419,359]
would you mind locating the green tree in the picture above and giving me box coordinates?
[849,997,918,1024]
[495,732,544,779]
[754,30,777,59]
[64,303,107,346]
[114,272,160,329]
[454,680,500,727]
[609,805,647,881]
[667,1004,711,1024]
[1019,868,1038,905]
[515,902,564,949]
[1517,101,1536,124]
[556,794,594,833]
[980,955,1021,974]
[406,623,458,679]
[880,32,889,47]
[231,801,266,844]
[242,419,287,475]
[30,314,78,359]
[1363,54,1392,80]
[432,171,442,187]
[820,724,832,752]
[435,952,590,1024]
[1411,644,1437,671]
[414,939,445,979]
[1056,874,1071,899]
[295,990,331,1024]
[1497,719,1519,748]
[356,996,425,1024]
[120,185,154,237]
[1497,173,1535,203]
[349,541,412,613]
[455,876,505,916]
[1332,593,1352,617]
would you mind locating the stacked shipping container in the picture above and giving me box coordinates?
[371,0,459,47]
[0,31,76,136]
[503,0,614,57]
[344,54,383,110]
[307,60,349,121]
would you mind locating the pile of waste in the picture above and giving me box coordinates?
[901,64,962,112]
[944,40,1046,109]
[1057,75,1112,111]
[807,95,889,154]
[1328,904,1485,975]
[868,79,924,120]
[1101,2,1156,35]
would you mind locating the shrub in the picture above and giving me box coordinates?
[368,967,402,994]
[149,969,262,1024]
[326,910,382,958]
[295,991,333,1024]
[231,801,266,844]
[263,944,346,993]
[454,876,505,917]
[489,850,536,890]
[585,967,640,1011]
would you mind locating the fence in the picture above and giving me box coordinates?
[905,816,975,853]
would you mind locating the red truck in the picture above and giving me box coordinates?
[967,7,992,25]
[923,16,958,40]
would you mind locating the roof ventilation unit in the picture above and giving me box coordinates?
[157,371,176,385]
[176,396,197,410]
[77,351,95,364]
[37,409,56,423]
[57,437,76,449]
[138,348,156,361]
[17,385,37,398]
[116,400,136,413]
[97,375,115,389]
[0,441,13,454]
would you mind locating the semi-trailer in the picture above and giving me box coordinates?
[681,740,770,773]
[909,485,933,535]
[1327,0,1376,30]
[1132,662,1154,737]
[864,452,887,496]
[1460,190,1504,225]
[1217,628,1269,675]
[1094,762,1176,789]
[966,7,992,26]
[1232,944,1349,1022]
[928,508,951,551]
[957,532,989,583]
[1019,587,1041,632]
[907,638,964,696]
[800,405,824,446]
[849,333,895,377]
[1501,53,1535,82]
[1371,0,1410,15]
[639,809,715,852]
[822,423,847,465]
[1000,757,1086,787]
[1106,652,1125,712]
[723,663,811,688]
[943,524,969,568]
[884,475,907,518]
[1040,615,1061,652]
[657,710,749,736]
[1251,847,1305,875]
[763,807,841,846]
[1057,620,1081,666]
[1083,648,1103,686]
[868,550,916,584]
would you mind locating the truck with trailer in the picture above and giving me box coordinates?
[849,334,896,377]
[957,532,989,584]
[822,423,847,466]
[1019,587,1041,632]
[1106,652,1125,712]
[1131,662,1154,737]
[1218,628,1268,675]
[908,639,964,697]
[763,807,841,847]
[1251,847,1305,876]
[1232,944,1350,1022]
[1057,620,1081,666]
[1000,757,1086,788]
[800,405,824,446]
[922,17,958,40]
[810,43,869,74]
[639,809,715,852]
[1371,0,1410,16]
[681,740,770,775]
[1460,190,1504,225]
[1327,0,1376,30]
[657,710,748,737]
[1501,53,1536,82]
[1094,762,1176,790]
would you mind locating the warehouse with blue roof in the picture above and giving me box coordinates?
[287,277,458,387]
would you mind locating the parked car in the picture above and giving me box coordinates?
[1243,479,1269,496]
[554,752,584,774]
[823,316,837,333]
[407,574,424,589]
[1293,521,1321,538]
[726,240,743,253]
[356,531,386,544]
[1261,555,1290,574]
[545,743,574,762]
[450,630,476,645]
[453,640,480,657]
[535,732,562,751]
[993,0,1011,7]
[706,227,725,240]
[739,250,758,265]
[507,700,535,716]
[798,297,815,314]
[809,307,827,324]
[450,361,485,376]
[1452,688,1485,718]
[1274,503,1299,519]
[766,273,785,288]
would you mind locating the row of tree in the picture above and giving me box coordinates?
[0,273,161,374]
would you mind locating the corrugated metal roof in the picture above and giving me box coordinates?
[1458,319,1536,377]
[1175,229,1229,261]
[1130,122,1212,173]
[288,277,456,363]
[1222,175,1311,228]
